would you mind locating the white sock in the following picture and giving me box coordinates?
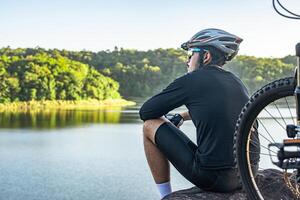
[156,181,172,199]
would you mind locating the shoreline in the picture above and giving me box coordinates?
[0,99,136,112]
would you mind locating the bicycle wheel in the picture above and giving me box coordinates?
[234,77,299,200]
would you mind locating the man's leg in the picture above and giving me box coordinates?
[143,117,172,198]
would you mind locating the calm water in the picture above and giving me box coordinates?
[0,100,296,200]
[0,102,195,200]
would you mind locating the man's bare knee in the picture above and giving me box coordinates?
[143,118,168,133]
[143,117,168,142]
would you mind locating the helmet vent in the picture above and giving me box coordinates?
[219,37,235,42]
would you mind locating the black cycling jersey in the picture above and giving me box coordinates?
[139,65,250,169]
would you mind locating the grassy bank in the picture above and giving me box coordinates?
[0,99,136,112]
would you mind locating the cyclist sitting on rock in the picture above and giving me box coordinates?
[139,28,257,199]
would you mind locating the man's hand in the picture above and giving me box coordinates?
[165,111,191,128]
[165,113,184,128]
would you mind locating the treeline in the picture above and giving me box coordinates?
[57,47,296,96]
[225,55,295,93]
[58,47,187,97]
[0,47,297,103]
[0,48,121,103]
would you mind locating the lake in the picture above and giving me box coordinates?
[0,100,295,200]
[0,101,195,200]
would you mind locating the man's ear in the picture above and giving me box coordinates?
[203,51,212,65]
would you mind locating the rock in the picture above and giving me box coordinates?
[163,169,296,200]
[163,186,246,200]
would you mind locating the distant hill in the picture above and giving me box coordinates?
[0,47,297,102]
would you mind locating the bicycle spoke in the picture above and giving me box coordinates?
[257,119,277,143]
[257,166,282,175]
[248,151,277,157]
[257,130,275,145]
[248,163,284,177]
[247,139,278,155]
[272,101,287,126]
[263,108,286,130]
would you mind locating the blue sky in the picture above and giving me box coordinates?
[0,0,299,57]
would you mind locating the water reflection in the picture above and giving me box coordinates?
[0,102,295,130]
[0,106,142,129]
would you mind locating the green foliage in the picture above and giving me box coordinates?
[281,55,297,66]
[60,46,296,97]
[0,46,297,102]
[224,56,294,93]
[0,47,121,103]
[58,47,186,97]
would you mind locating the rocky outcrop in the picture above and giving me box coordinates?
[163,169,296,200]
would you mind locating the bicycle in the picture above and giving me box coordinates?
[234,1,300,199]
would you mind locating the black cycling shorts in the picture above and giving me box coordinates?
[154,122,242,192]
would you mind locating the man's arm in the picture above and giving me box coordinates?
[180,111,191,121]
[139,75,189,121]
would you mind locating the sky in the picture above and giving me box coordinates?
[0,0,299,57]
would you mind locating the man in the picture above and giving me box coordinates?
[139,28,250,199]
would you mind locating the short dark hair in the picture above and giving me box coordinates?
[204,46,226,66]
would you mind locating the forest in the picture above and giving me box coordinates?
[0,47,296,103]
[0,48,121,103]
